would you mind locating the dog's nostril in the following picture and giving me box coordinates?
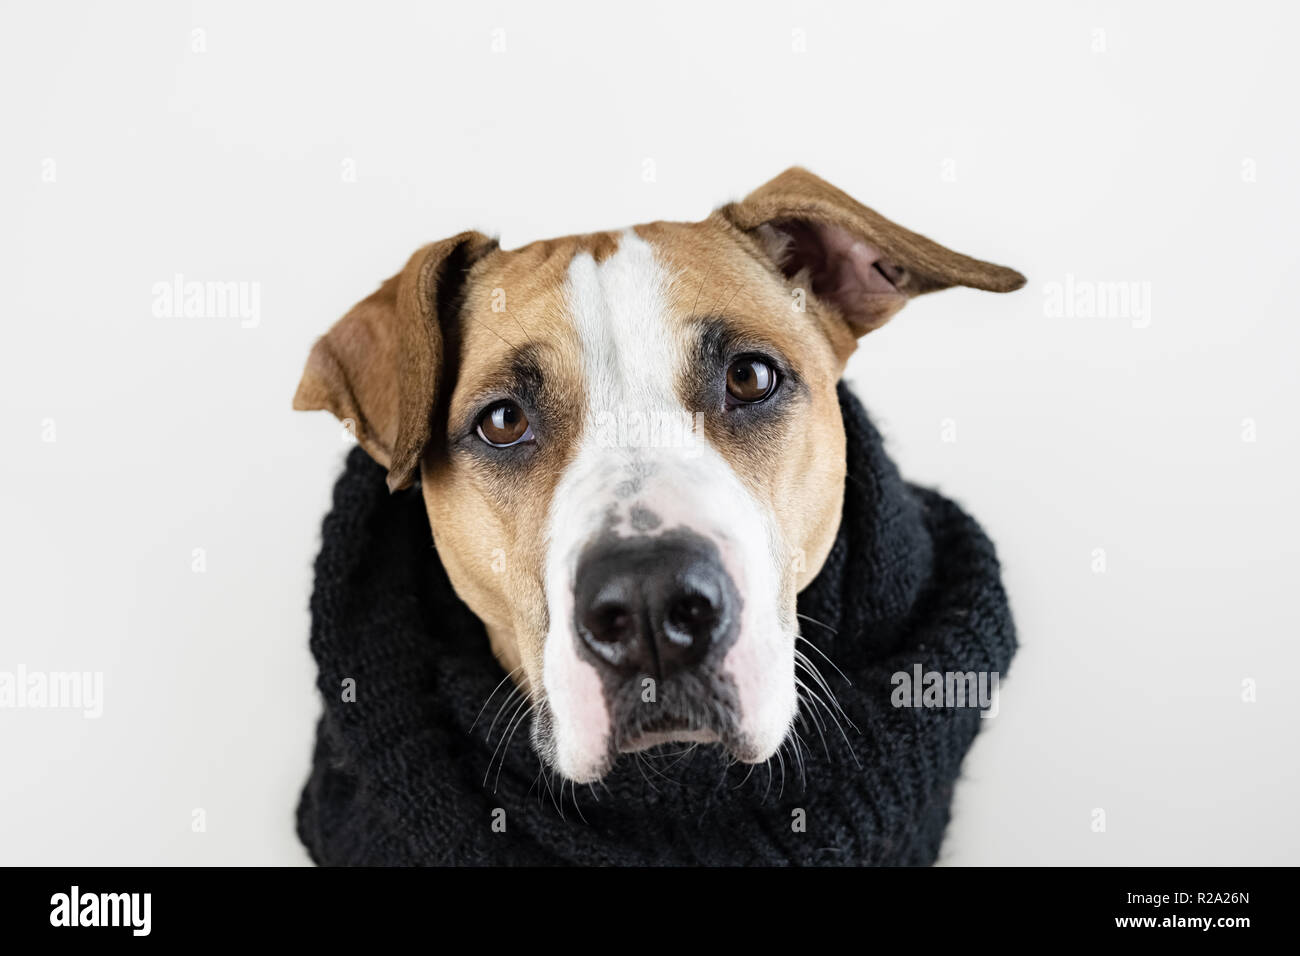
[665,593,719,642]
[585,603,634,644]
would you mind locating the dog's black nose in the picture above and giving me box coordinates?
[574,534,736,680]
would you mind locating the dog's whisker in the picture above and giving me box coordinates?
[484,683,525,743]
[504,310,535,350]
[555,775,569,821]
[541,763,558,814]
[781,730,802,792]
[795,631,853,686]
[731,759,757,792]
[794,647,857,725]
[634,748,683,784]
[462,310,519,352]
[795,665,850,730]
[470,666,524,733]
[715,281,745,320]
[535,759,559,816]
[795,653,858,731]
[795,656,849,725]
[485,697,526,790]
[484,694,531,790]
[540,764,561,816]
[794,683,833,758]
[795,661,855,735]
[795,612,837,635]
[529,759,547,806]
[715,757,733,794]
[569,779,590,823]
[633,752,661,795]
[690,253,717,317]
[655,741,699,778]
[795,672,859,750]
[795,674,862,769]
[786,731,807,791]
[495,698,535,793]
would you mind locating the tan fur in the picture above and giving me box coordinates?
[294,168,1025,700]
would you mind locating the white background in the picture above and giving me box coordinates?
[2,0,1297,865]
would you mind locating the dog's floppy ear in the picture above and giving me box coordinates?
[718,167,1025,334]
[293,231,496,492]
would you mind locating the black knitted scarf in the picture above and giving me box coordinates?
[297,386,1016,866]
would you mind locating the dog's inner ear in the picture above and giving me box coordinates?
[755,218,915,333]
[293,231,495,492]
[721,167,1026,335]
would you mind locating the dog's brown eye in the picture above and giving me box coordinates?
[725,357,778,404]
[476,401,533,447]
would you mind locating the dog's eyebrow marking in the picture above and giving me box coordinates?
[472,345,544,397]
[508,346,545,391]
[454,345,549,441]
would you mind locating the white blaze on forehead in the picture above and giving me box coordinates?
[541,230,796,782]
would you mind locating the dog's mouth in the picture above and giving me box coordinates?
[604,671,742,761]
[615,715,722,754]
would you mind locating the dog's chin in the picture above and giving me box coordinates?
[540,721,790,784]
[617,727,789,767]
[534,676,798,783]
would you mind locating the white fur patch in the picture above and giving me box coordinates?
[540,231,796,781]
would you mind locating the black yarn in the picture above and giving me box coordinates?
[297,385,1016,865]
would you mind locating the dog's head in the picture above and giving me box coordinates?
[294,168,1023,782]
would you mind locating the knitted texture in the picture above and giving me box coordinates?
[297,385,1016,865]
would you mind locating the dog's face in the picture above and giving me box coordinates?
[295,168,1023,782]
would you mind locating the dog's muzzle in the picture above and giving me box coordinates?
[571,529,742,749]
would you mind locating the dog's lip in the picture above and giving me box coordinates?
[617,726,721,753]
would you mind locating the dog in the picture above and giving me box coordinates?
[294,167,1024,784]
